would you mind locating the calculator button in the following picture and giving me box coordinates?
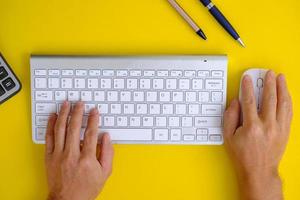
[0,66,8,80]
[2,77,16,91]
[0,85,5,96]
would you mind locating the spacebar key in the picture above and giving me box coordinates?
[102,129,152,141]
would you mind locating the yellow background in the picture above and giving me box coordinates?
[0,0,299,199]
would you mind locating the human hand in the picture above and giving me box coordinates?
[223,71,293,200]
[45,101,114,200]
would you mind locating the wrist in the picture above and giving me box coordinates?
[237,167,283,200]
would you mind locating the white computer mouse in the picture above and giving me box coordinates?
[239,69,268,111]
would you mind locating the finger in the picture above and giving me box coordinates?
[224,99,241,140]
[82,108,99,156]
[241,75,258,124]
[261,70,277,121]
[65,101,84,155]
[98,133,114,178]
[276,74,293,126]
[45,114,57,155]
[54,101,71,153]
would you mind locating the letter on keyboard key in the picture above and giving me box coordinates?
[188,104,200,115]
[107,91,118,101]
[137,104,148,114]
[130,117,141,127]
[150,104,160,114]
[98,104,108,114]
[143,117,154,126]
[212,92,223,102]
[146,92,157,101]
[185,92,196,102]
[68,91,80,101]
[195,117,221,127]
[155,117,167,127]
[124,104,134,114]
[169,117,180,127]
[162,104,173,114]
[117,116,128,126]
[172,92,183,102]
[81,91,92,101]
[133,92,144,102]
[154,129,168,141]
[159,92,170,102]
[120,91,131,101]
[182,117,193,127]
[104,116,115,126]
[111,104,121,114]
[127,79,138,89]
[105,129,152,141]
[36,103,56,114]
[205,79,223,90]
[176,104,186,114]
[84,104,96,114]
[94,91,105,101]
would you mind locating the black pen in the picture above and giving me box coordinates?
[168,0,207,40]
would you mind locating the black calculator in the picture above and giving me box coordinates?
[0,53,22,104]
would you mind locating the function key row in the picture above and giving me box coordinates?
[34,69,224,77]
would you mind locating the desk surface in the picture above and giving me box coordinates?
[0,0,299,199]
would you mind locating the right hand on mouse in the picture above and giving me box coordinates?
[223,71,293,200]
[45,101,114,200]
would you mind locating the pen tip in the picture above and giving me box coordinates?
[196,30,207,40]
[237,38,245,47]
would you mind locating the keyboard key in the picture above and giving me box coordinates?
[48,78,60,88]
[159,92,170,102]
[89,70,101,76]
[195,117,221,127]
[106,129,152,141]
[35,78,47,88]
[62,70,74,76]
[76,70,88,76]
[170,129,181,141]
[197,128,208,134]
[0,67,9,80]
[75,78,85,88]
[185,92,196,102]
[116,70,128,76]
[61,78,73,88]
[169,117,180,127]
[157,70,168,76]
[55,91,67,101]
[196,135,208,141]
[35,91,53,101]
[144,70,155,76]
[36,128,46,140]
[120,91,131,101]
[199,92,209,102]
[0,85,5,96]
[171,70,182,77]
[94,91,105,101]
[111,104,121,114]
[172,92,183,102]
[154,129,168,141]
[124,104,134,114]
[188,104,200,115]
[107,91,118,101]
[127,79,138,89]
[182,117,193,127]
[166,79,177,89]
[129,70,141,76]
[202,104,222,115]
[34,69,46,76]
[162,104,173,114]
[36,115,50,126]
[88,79,99,89]
[104,116,115,126]
[155,117,167,127]
[101,79,112,89]
[209,134,222,141]
[140,79,151,89]
[116,116,128,126]
[48,70,60,76]
[184,70,196,77]
[36,103,56,114]
[212,92,223,102]
[183,135,195,141]
[114,79,125,89]
[179,79,190,89]
[150,104,160,114]
[98,104,108,114]
[153,79,164,89]
[205,79,223,90]
[198,70,209,77]
[146,91,157,101]
[143,117,154,127]
[192,79,203,89]
[68,91,80,101]
[175,104,186,114]
[103,70,115,76]
[133,92,144,101]
[212,70,223,77]
[130,117,141,126]
[84,104,96,114]
[81,91,92,101]
[2,77,16,91]
[137,104,148,114]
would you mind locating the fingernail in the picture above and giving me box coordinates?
[243,74,251,82]
[91,107,98,115]
[63,101,69,107]
[278,74,285,81]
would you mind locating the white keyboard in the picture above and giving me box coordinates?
[31,56,227,145]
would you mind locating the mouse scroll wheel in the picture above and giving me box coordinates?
[257,78,264,88]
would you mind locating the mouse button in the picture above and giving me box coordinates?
[257,78,264,88]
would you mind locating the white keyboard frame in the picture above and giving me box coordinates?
[31,55,227,145]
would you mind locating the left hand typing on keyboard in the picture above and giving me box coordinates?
[45,101,114,200]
